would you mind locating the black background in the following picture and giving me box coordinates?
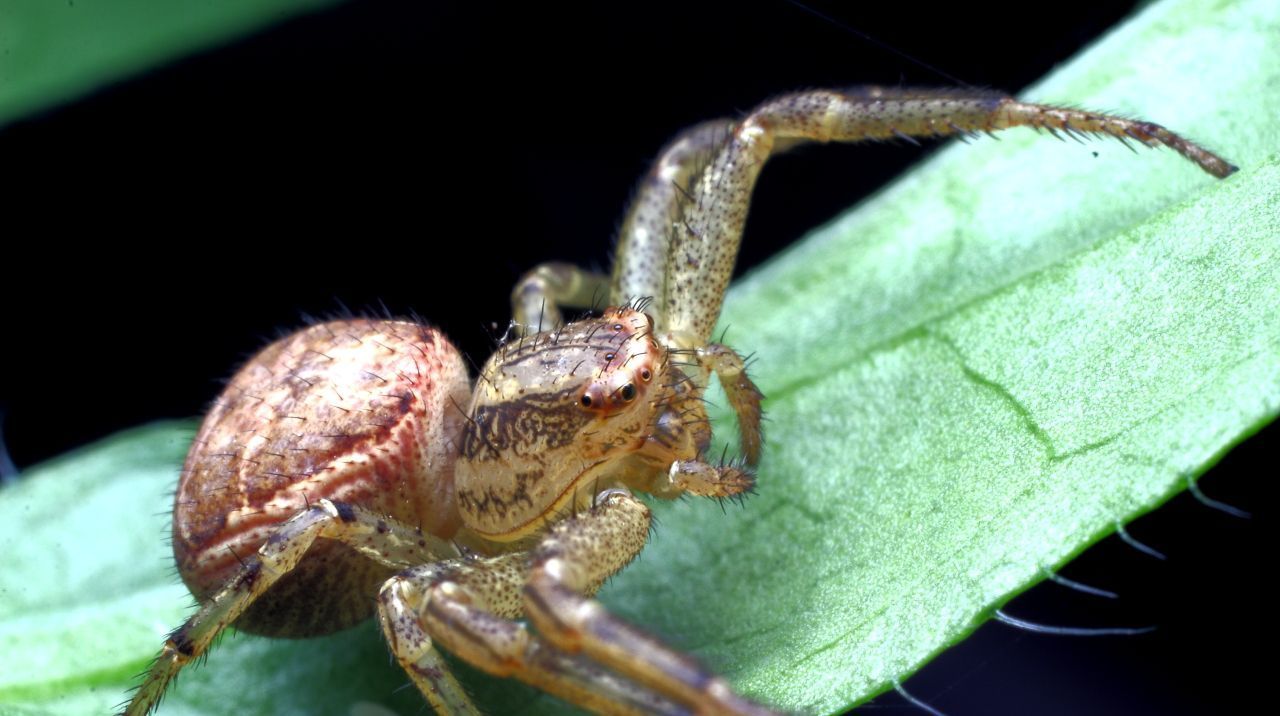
[1,1,1268,714]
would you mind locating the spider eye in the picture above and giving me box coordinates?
[605,352,616,362]
[580,394,594,408]
[619,384,636,401]
[639,368,652,382]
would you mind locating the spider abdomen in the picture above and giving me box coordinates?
[172,319,470,636]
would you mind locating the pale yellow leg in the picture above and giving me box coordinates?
[121,500,456,716]
[697,343,765,464]
[380,554,685,716]
[651,458,756,500]
[377,568,482,716]
[511,262,611,335]
[611,119,811,312]
[379,489,775,716]
[660,87,1237,344]
[610,119,735,308]
[512,120,736,336]
[523,490,780,716]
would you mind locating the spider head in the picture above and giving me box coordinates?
[455,307,667,541]
[574,306,661,419]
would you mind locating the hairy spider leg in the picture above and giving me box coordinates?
[382,489,780,716]
[657,87,1236,348]
[123,500,457,716]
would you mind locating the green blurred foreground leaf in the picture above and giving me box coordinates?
[2,0,1277,713]
[0,0,342,127]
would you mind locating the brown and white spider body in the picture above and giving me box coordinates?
[125,89,1233,716]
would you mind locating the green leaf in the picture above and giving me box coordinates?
[0,0,344,128]
[2,0,1277,714]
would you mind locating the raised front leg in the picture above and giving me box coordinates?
[511,120,737,336]
[610,119,735,310]
[611,118,813,312]
[123,500,457,716]
[659,87,1237,345]
[510,117,780,338]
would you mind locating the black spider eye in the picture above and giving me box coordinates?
[581,394,593,407]
[619,384,636,401]
[605,352,616,362]
[639,368,652,382]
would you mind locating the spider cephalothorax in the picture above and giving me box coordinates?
[454,306,696,542]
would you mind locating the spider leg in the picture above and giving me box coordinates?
[613,117,817,315]
[122,500,456,716]
[512,262,611,335]
[523,489,778,716]
[661,87,1236,345]
[379,553,686,716]
[511,117,802,338]
[610,119,735,312]
[381,489,774,716]
[696,343,764,464]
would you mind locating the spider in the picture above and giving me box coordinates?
[123,89,1233,716]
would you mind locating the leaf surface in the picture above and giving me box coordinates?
[1,0,1277,714]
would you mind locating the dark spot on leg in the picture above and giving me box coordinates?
[415,663,445,681]
[169,624,195,656]
[236,560,263,590]
[334,501,356,523]
[522,582,559,628]
[376,519,388,534]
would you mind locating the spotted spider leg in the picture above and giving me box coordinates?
[471,89,1233,716]
[513,120,732,335]
[514,119,768,462]
[379,550,686,716]
[380,488,779,716]
[122,500,459,716]
[380,549,690,716]
[513,88,1234,467]
[631,88,1232,457]
[652,87,1235,348]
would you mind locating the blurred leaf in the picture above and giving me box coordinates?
[0,0,343,127]
[1,0,1277,714]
